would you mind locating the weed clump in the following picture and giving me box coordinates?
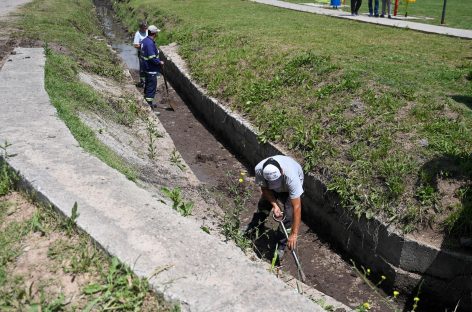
[161,187,193,216]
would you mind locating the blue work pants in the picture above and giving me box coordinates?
[368,0,379,15]
[144,72,158,105]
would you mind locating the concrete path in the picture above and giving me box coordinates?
[0,0,31,17]
[0,47,325,311]
[253,0,472,39]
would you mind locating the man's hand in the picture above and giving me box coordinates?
[287,233,297,250]
[272,204,282,218]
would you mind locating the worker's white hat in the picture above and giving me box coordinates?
[263,164,283,189]
[148,25,161,34]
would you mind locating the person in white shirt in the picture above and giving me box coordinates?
[133,21,148,88]
[246,155,304,260]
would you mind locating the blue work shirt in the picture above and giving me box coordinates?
[140,36,162,74]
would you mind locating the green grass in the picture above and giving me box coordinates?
[44,50,137,180]
[284,0,472,29]
[20,0,123,79]
[17,0,138,181]
[115,0,472,233]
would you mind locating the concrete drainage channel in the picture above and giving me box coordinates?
[94,1,472,311]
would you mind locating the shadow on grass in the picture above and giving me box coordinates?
[451,95,472,109]
[406,154,472,311]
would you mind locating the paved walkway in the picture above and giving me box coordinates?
[0,47,327,311]
[253,0,472,39]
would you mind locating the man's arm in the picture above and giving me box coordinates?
[133,32,141,49]
[287,197,301,250]
[261,187,283,218]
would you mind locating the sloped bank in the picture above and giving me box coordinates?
[160,43,472,311]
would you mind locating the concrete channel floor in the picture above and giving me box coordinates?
[0,48,329,311]
[253,0,472,40]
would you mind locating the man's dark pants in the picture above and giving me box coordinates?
[137,50,145,85]
[351,0,362,14]
[246,192,293,251]
[144,72,158,106]
[368,0,379,15]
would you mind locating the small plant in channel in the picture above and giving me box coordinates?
[146,118,162,160]
[222,171,252,251]
[161,187,193,216]
[170,149,186,171]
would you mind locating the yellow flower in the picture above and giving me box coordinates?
[363,302,371,310]
[414,297,420,302]
[240,171,246,176]
[393,290,400,298]
[381,275,386,280]
[238,178,244,183]
[366,268,371,274]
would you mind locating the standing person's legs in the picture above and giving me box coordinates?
[137,51,145,87]
[144,72,157,108]
[355,0,362,14]
[368,0,373,15]
[374,0,379,16]
[351,0,356,14]
[382,0,391,16]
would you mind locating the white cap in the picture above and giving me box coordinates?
[148,25,161,34]
[263,164,283,189]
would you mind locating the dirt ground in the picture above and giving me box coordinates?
[0,191,171,311]
[0,192,101,310]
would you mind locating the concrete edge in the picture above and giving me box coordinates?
[160,44,472,309]
[0,157,190,309]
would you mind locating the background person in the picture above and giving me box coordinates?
[133,20,147,88]
[351,0,362,16]
[368,0,379,16]
[140,25,164,112]
[380,0,392,18]
[246,155,304,260]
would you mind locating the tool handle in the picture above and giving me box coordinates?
[272,211,286,223]
[291,250,307,282]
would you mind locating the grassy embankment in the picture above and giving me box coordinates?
[115,0,472,235]
[17,0,139,180]
[0,153,176,310]
[283,0,472,30]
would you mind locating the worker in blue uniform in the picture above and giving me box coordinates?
[140,25,164,111]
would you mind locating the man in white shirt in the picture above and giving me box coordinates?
[247,155,304,260]
[133,21,148,88]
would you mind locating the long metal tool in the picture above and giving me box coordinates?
[272,213,306,282]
